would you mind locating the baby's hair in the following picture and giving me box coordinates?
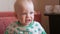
[14,0,34,12]
[16,0,33,2]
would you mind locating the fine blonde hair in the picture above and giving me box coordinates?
[14,0,34,12]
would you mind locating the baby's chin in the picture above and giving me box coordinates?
[25,21,33,26]
[22,22,31,26]
[24,22,31,26]
[20,20,33,26]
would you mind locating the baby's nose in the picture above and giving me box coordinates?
[26,14,30,18]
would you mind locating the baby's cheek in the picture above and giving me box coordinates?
[31,16,34,21]
[22,16,26,21]
[32,15,34,19]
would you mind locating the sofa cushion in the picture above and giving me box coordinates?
[0,17,17,34]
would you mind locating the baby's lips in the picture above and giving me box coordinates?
[25,19,32,23]
[26,19,31,21]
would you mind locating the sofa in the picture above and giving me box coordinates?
[0,12,41,34]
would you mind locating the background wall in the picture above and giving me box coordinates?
[0,0,16,12]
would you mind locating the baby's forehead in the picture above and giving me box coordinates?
[16,0,34,7]
[17,2,34,9]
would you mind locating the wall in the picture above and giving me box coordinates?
[0,0,16,12]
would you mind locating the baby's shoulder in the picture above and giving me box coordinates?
[34,21,41,25]
[33,21,42,27]
[6,21,18,29]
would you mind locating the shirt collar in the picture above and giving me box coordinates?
[16,21,34,27]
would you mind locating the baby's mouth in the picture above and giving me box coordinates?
[26,19,31,23]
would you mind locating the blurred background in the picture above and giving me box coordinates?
[0,0,59,34]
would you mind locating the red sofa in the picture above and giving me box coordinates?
[0,12,41,34]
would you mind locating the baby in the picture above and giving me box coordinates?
[5,0,46,34]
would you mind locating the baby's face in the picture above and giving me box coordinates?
[16,2,34,26]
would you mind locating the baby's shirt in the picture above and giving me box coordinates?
[5,21,46,34]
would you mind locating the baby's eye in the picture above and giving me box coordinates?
[30,12,34,14]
